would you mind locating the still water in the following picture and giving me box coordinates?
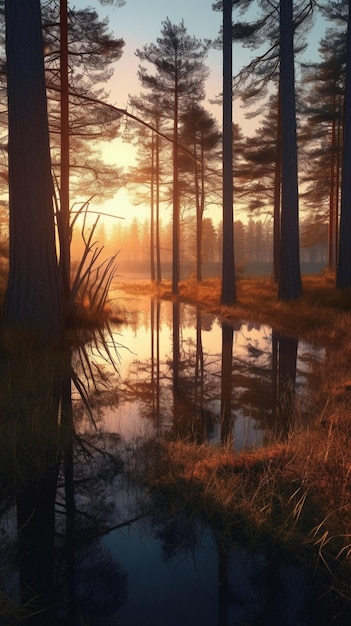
[0,293,339,626]
[81,292,323,448]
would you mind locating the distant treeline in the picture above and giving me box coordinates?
[71,215,328,279]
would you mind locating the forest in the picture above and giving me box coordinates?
[1,0,350,335]
[2,1,351,625]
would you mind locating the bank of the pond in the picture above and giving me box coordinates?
[118,274,351,423]
[118,275,351,609]
[132,402,351,613]
[118,274,351,346]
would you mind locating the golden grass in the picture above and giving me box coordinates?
[120,273,351,598]
[136,414,351,597]
[119,273,351,347]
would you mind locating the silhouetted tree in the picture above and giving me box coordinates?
[337,0,351,287]
[221,0,236,305]
[232,0,315,295]
[3,0,63,341]
[136,19,209,294]
[301,29,345,272]
[278,0,302,300]
[179,104,221,281]
[127,93,168,283]
[47,1,125,308]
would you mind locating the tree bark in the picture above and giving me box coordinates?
[337,0,351,288]
[221,0,236,306]
[172,71,180,295]
[278,0,302,301]
[155,121,162,283]
[273,87,282,284]
[150,131,156,282]
[59,0,71,306]
[4,0,63,341]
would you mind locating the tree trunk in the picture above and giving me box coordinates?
[150,131,156,282]
[335,93,342,263]
[337,0,351,288]
[4,0,63,341]
[221,0,236,306]
[328,102,336,272]
[278,0,302,301]
[273,87,282,284]
[59,0,71,306]
[172,71,180,295]
[155,119,162,283]
[194,141,202,282]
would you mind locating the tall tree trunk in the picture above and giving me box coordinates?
[194,141,202,282]
[328,93,337,272]
[172,71,180,295]
[278,0,302,301]
[273,87,282,284]
[335,93,342,263]
[155,119,162,283]
[337,0,351,288]
[197,137,206,282]
[150,131,156,282]
[59,0,71,307]
[221,0,236,306]
[4,0,63,341]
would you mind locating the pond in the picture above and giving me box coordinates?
[0,292,345,626]
[82,291,324,448]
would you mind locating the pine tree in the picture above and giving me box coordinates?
[278,0,302,300]
[179,104,221,281]
[135,19,209,294]
[221,0,236,305]
[337,0,351,287]
[4,0,63,341]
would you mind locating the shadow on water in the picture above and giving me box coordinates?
[0,297,348,625]
[0,333,127,625]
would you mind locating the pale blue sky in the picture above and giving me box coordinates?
[80,0,224,109]
[71,1,329,227]
[76,1,327,122]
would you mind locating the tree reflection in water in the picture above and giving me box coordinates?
[112,296,321,449]
[0,298,331,625]
[272,330,299,440]
[0,330,127,624]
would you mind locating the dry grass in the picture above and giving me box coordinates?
[119,273,351,347]
[120,273,351,600]
[137,412,351,599]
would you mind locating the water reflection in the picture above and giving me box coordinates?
[103,294,322,449]
[272,331,299,440]
[0,299,334,625]
[0,336,127,624]
[221,322,234,443]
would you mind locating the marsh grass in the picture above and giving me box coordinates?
[1,272,351,617]
[119,273,351,603]
[119,273,351,346]
[133,413,351,600]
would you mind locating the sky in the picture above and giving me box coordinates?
[90,0,225,229]
[73,0,329,230]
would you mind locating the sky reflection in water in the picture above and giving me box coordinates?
[84,292,324,450]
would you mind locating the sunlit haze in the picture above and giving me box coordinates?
[72,0,327,231]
